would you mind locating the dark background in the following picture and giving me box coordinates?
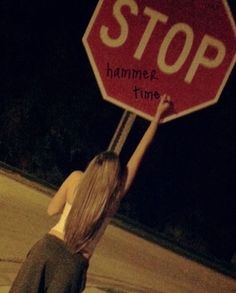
[0,0,235,271]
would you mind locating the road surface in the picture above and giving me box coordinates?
[0,169,235,292]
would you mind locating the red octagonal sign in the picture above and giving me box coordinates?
[83,0,236,121]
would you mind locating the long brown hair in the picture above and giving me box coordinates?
[64,151,123,253]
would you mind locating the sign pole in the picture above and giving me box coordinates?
[108,111,136,154]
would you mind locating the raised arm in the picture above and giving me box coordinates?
[122,94,172,196]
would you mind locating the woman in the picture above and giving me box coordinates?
[10,94,172,292]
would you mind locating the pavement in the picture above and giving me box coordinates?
[0,168,236,293]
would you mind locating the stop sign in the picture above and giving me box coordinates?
[83,0,236,121]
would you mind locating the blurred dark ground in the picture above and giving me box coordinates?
[0,0,235,269]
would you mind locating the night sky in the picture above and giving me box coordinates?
[0,0,235,271]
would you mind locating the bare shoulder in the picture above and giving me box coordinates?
[67,170,83,186]
[70,170,83,180]
[62,170,83,186]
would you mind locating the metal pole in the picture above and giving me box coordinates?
[108,110,136,154]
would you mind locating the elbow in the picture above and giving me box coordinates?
[47,205,55,216]
[47,209,53,217]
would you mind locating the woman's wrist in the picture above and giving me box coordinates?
[153,111,162,122]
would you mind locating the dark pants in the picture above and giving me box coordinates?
[9,234,89,293]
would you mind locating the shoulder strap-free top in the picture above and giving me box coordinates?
[51,202,72,234]
[51,201,113,258]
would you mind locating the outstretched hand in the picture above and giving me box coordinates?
[123,94,172,196]
[154,94,172,121]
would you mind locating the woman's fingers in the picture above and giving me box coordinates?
[154,93,173,121]
[155,94,173,118]
[163,94,171,103]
